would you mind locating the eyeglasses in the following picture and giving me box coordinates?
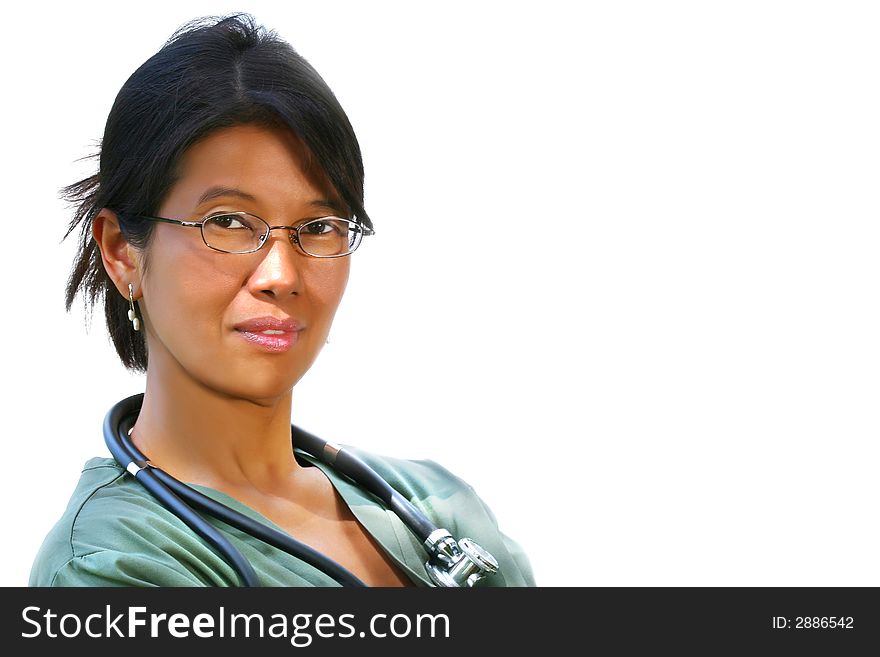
[132,211,375,257]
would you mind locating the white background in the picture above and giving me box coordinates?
[2,1,879,586]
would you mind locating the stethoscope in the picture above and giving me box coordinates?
[103,393,499,587]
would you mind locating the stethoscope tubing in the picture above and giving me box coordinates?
[324,443,438,540]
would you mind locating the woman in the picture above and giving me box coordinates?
[29,13,534,587]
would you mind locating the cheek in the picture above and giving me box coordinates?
[142,253,239,352]
[304,260,350,311]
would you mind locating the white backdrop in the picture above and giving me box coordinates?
[2,1,879,587]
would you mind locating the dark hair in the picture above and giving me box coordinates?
[62,12,371,373]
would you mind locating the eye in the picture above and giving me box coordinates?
[201,213,265,253]
[208,214,251,230]
[296,219,358,256]
[301,220,338,235]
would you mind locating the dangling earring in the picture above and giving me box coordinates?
[128,283,141,332]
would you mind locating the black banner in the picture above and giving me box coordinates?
[1,587,877,654]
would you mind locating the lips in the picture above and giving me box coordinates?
[233,316,304,353]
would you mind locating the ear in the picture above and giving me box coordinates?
[92,209,143,297]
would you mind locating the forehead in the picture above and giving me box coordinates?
[167,123,343,212]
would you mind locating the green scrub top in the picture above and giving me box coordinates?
[29,444,535,587]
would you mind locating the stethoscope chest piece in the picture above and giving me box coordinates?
[425,536,500,588]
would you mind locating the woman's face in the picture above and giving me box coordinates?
[136,123,351,401]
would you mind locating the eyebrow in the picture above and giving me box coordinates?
[196,185,348,216]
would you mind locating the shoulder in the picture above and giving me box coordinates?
[29,458,221,587]
[29,457,125,585]
[342,445,537,587]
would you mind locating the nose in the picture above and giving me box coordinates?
[247,230,303,298]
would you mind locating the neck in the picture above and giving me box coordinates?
[129,348,307,496]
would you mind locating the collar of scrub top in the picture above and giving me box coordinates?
[182,448,434,587]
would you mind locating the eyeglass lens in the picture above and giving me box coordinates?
[202,214,362,256]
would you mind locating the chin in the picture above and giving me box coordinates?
[207,366,300,404]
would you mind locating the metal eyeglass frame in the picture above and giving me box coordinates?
[132,211,375,258]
